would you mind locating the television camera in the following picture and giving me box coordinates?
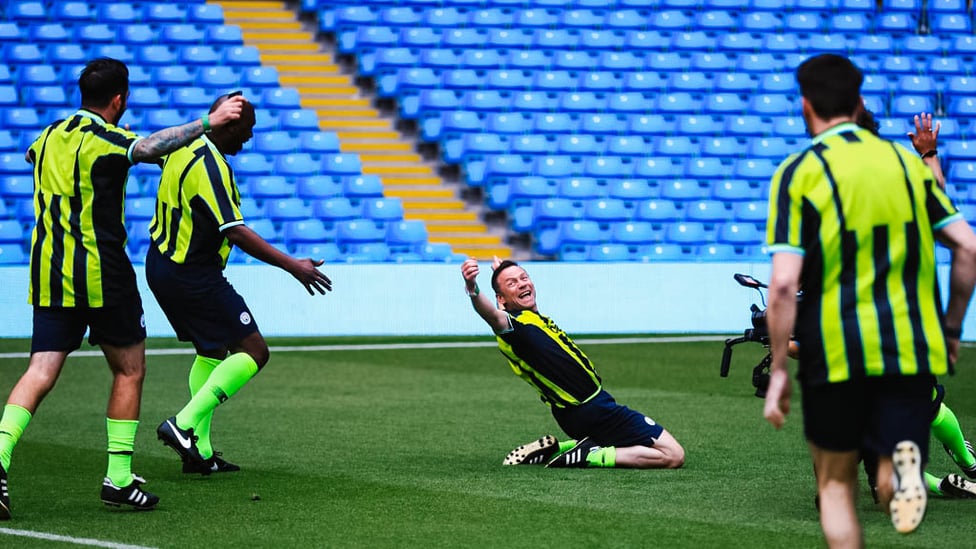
[720,273,773,398]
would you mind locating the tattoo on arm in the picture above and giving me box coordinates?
[131,120,204,163]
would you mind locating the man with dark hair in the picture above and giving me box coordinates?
[460,257,684,469]
[0,57,246,519]
[763,53,976,544]
[148,92,332,475]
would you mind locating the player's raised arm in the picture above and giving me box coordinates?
[131,95,248,163]
[461,257,509,333]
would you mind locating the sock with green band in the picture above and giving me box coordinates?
[557,440,577,454]
[188,355,222,460]
[176,352,258,431]
[925,471,943,496]
[585,446,617,468]
[0,404,31,471]
[932,403,975,468]
[106,418,138,487]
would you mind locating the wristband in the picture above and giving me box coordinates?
[201,115,212,134]
[921,149,937,159]
[466,285,479,297]
[945,326,962,339]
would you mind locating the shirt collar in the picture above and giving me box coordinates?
[200,134,227,162]
[812,121,859,145]
[75,108,108,126]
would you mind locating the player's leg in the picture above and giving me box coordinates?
[92,302,158,510]
[809,444,862,549]
[615,429,684,469]
[185,352,223,465]
[931,398,976,478]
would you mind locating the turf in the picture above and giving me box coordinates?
[0,336,974,548]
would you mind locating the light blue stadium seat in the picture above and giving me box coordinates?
[74,24,115,43]
[6,44,44,65]
[311,196,360,221]
[189,3,224,24]
[891,95,936,117]
[0,131,16,151]
[418,242,457,262]
[2,109,41,131]
[533,71,577,92]
[30,23,71,44]
[26,86,68,107]
[90,44,134,64]
[610,179,659,202]
[612,221,660,245]
[537,155,582,178]
[734,201,768,223]
[946,140,976,160]
[275,153,319,179]
[118,24,155,46]
[667,221,713,244]
[876,13,917,34]
[462,90,510,112]
[555,177,599,200]
[634,199,681,222]
[713,179,764,202]
[154,66,195,88]
[585,198,631,222]
[483,70,530,91]
[636,157,679,179]
[386,220,428,250]
[584,244,631,262]
[699,136,739,157]
[948,97,976,117]
[504,49,550,71]
[0,244,27,265]
[604,136,648,156]
[336,219,386,247]
[633,243,689,262]
[319,153,361,176]
[660,179,709,201]
[933,13,973,34]
[622,72,669,93]
[677,114,721,135]
[0,175,33,198]
[124,197,155,222]
[735,158,778,180]
[484,28,529,49]
[469,7,514,27]
[223,46,261,66]
[163,24,205,45]
[517,8,560,28]
[749,137,796,158]
[623,29,670,51]
[249,176,295,200]
[244,218,279,243]
[240,67,279,89]
[0,86,18,107]
[510,135,551,156]
[607,92,651,114]
[230,152,274,177]
[683,158,727,181]
[555,134,601,156]
[718,222,763,244]
[558,92,603,113]
[138,45,179,66]
[264,198,311,222]
[579,71,622,92]
[770,116,806,137]
[740,12,783,32]
[950,162,976,185]
[279,110,321,132]
[534,29,578,50]
[600,51,647,72]
[206,25,243,46]
[656,93,703,114]
[180,45,222,66]
[0,24,22,43]
[533,113,576,134]
[670,72,713,93]
[441,69,481,91]
[508,176,557,205]
[485,113,530,135]
[340,175,383,200]
[559,8,605,28]
[751,94,795,116]
[170,87,211,109]
[691,52,735,72]
[697,243,742,261]
[144,4,186,23]
[705,93,748,114]
[47,44,87,66]
[295,176,342,200]
[929,57,965,76]
[853,35,894,55]
[282,218,332,249]
[553,50,597,71]
[197,67,241,91]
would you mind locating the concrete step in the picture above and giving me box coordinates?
[337,130,402,140]
[362,165,434,176]
[384,188,456,199]
[341,142,413,153]
[358,153,423,163]
[405,211,479,222]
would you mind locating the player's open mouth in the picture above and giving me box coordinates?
[519,290,532,299]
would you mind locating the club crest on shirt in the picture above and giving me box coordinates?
[239,311,252,325]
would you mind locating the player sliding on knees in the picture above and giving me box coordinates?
[461,256,684,469]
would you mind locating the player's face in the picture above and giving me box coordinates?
[223,107,256,156]
[496,266,536,312]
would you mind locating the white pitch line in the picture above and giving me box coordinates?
[0,527,156,549]
[0,335,731,360]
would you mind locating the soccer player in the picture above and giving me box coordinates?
[147,92,332,474]
[460,256,684,469]
[763,53,976,545]
[0,57,246,519]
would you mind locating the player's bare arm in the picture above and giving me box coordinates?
[461,257,509,333]
[225,224,332,296]
[131,96,248,163]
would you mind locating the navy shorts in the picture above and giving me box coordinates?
[146,246,259,353]
[551,390,665,448]
[801,374,934,461]
[31,299,146,353]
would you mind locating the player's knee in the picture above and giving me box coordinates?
[667,444,686,469]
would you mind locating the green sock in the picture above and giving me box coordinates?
[106,418,138,487]
[932,403,975,468]
[925,471,943,496]
[176,352,258,431]
[558,440,577,454]
[585,446,616,468]
[0,404,31,471]
[188,356,222,460]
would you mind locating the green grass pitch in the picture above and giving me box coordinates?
[1,336,974,548]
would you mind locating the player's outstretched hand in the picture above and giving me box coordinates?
[208,95,248,128]
[763,368,792,430]
[461,257,480,284]
[908,112,940,155]
[291,258,332,296]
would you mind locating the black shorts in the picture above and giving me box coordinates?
[801,374,934,461]
[31,299,146,353]
[551,390,665,448]
[146,246,259,353]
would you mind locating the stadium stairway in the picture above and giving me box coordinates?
[214,0,513,260]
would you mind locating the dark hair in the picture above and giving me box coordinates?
[491,260,521,294]
[796,54,863,120]
[79,58,129,108]
[209,90,243,113]
[855,107,879,136]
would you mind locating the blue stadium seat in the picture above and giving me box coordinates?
[713,179,763,202]
[0,244,26,265]
[718,222,763,244]
[0,86,18,107]
[180,45,222,66]
[341,175,383,199]
[740,12,783,32]
[734,201,768,223]
[0,109,37,132]
[223,46,262,66]
[633,243,689,261]
[418,242,458,262]
[622,72,669,92]
[118,24,155,46]
[533,71,577,92]
[170,87,211,110]
[751,94,795,116]
[933,13,973,34]
[656,93,703,114]
[336,219,385,246]
[704,93,748,114]
[532,113,576,134]
[891,95,936,117]
[635,157,678,179]
[144,4,186,24]
[154,66,195,88]
[634,199,681,222]
[6,44,43,65]
[504,49,550,71]
[537,155,582,178]
[510,135,552,156]
[264,198,311,222]
[0,152,31,176]
[0,175,33,198]
[295,176,342,200]
[666,222,713,244]
[138,45,179,66]
[74,24,115,43]
[877,12,918,34]
[280,110,321,132]
[26,86,68,107]
[197,67,241,91]
[580,113,624,135]
[189,3,224,24]
[697,243,743,261]
[660,179,709,201]
[241,67,280,89]
[554,177,598,200]
[207,25,244,45]
[275,153,319,179]
[249,176,295,200]
[321,153,362,176]
[124,197,155,222]
[948,97,976,117]
[91,44,134,64]
[579,72,621,92]
[853,35,894,55]
[46,44,87,66]
[311,196,360,221]
[282,218,332,248]
[584,198,631,222]
[585,244,632,262]
[677,114,721,135]
[244,218,280,243]
[230,152,274,177]
[558,8,604,28]
[611,221,660,245]
[599,51,647,72]
[162,24,205,45]
[296,132,338,154]
[555,134,600,156]
[735,158,778,180]
[386,220,428,250]
[534,29,578,50]
[30,23,71,44]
